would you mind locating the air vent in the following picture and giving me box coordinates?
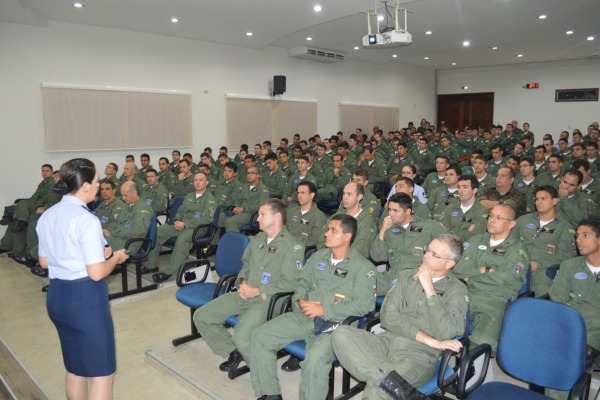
[289,46,346,63]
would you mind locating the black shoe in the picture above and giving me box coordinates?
[219,350,243,372]
[31,265,49,277]
[0,216,13,226]
[8,253,28,266]
[25,256,37,268]
[140,266,158,275]
[377,370,428,400]
[281,355,301,372]
[257,396,283,400]
[41,285,49,293]
[152,272,172,283]
[0,248,9,254]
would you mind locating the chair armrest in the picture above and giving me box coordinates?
[192,222,218,242]
[450,342,492,398]
[214,273,239,298]
[123,238,152,258]
[176,259,212,287]
[568,372,591,400]
[267,291,295,321]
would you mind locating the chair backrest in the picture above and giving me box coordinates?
[517,266,532,297]
[214,232,250,277]
[147,213,157,250]
[168,197,184,223]
[497,298,587,391]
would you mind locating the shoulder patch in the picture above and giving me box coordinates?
[292,245,303,252]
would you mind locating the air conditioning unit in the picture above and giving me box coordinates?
[289,46,346,63]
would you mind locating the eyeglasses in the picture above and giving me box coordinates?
[424,249,452,260]
[487,213,513,222]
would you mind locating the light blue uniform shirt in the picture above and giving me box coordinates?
[37,195,106,280]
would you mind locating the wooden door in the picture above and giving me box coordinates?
[437,92,494,131]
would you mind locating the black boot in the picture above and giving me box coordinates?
[219,349,243,372]
[377,370,429,400]
[281,355,301,372]
[257,395,283,400]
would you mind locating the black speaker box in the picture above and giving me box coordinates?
[273,75,286,95]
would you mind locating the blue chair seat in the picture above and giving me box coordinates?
[417,360,454,395]
[283,340,337,363]
[468,382,553,400]
[375,295,385,307]
[175,282,218,308]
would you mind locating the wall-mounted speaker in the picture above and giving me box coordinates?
[273,75,286,95]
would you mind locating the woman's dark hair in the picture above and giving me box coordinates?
[55,158,96,195]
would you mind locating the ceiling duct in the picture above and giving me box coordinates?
[289,46,346,63]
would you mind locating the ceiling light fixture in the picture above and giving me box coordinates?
[452,62,456,66]
[170,18,179,23]
[353,46,359,50]
[463,40,470,47]
[306,37,312,41]
[424,57,429,60]
[313,5,322,12]
[462,86,469,90]
[538,14,547,19]
[517,54,523,57]
[73,2,83,8]
[377,15,384,21]
[587,36,595,41]
[566,30,574,35]
[492,46,498,50]
[246,32,253,36]
[425,30,432,35]
[392,54,397,58]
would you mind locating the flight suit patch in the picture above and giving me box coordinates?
[261,272,271,284]
[413,247,424,256]
[575,272,587,280]
[334,268,348,278]
[317,263,326,271]
[101,216,108,224]
[410,225,422,233]
[478,245,487,250]
[296,260,303,270]
[268,245,277,253]
[195,212,201,219]
[258,243,265,249]
[334,293,346,304]
[492,248,506,256]
[146,199,153,205]
[451,211,459,217]
[125,221,132,228]
[546,244,555,255]
[392,227,401,233]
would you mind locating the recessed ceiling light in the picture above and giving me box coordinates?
[73,2,83,8]
[170,18,179,23]
[246,32,253,37]
[587,36,595,41]
[377,15,384,21]
[538,14,547,19]
[452,62,456,66]
[566,30,574,35]
[424,57,429,60]
[392,54,397,58]
[313,5,322,12]
[517,54,523,57]
[463,40,470,47]
[492,46,498,50]
[306,37,312,41]
[353,46,359,50]
[462,86,469,90]
[425,30,432,35]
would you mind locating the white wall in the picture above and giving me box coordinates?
[437,59,600,137]
[0,20,435,229]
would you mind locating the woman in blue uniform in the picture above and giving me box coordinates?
[36,158,129,399]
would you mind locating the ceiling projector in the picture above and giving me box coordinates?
[362,30,412,47]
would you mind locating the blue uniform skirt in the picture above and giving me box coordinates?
[47,276,116,377]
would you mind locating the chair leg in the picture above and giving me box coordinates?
[121,261,128,293]
[327,365,335,400]
[172,308,201,347]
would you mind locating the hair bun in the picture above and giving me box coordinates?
[54,180,70,195]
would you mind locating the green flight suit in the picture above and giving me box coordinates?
[332,269,469,398]
[26,191,63,261]
[549,257,600,350]
[136,165,153,181]
[535,172,563,190]
[378,200,431,230]
[515,213,577,297]
[318,209,376,255]
[250,248,376,400]
[221,182,270,232]
[157,169,178,194]
[212,179,245,211]
[439,201,488,242]
[386,155,414,181]
[194,228,304,366]
[142,184,169,214]
[280,163,297,179]
[410,149,435,174]
[453,233,529,351]
[371,217,448,294]
[513,178,539,213]
[359,158,387,189]
[427,187,459,220]
[147,192,217,274]
[336,190,381,226]
[104,200,154,253]
[557,194,598,227]
[479,186,527,217]
[422,172,446,195]
[95,198,125,228]
[286,204,328,249]
[261,168,288,198]
[435,147,459,165]
[580,180,600,205]
[284,172,318,206]
[314,156,332,172]
[317,167,352,202]
[13,177,54,223]
[172,174,194,198]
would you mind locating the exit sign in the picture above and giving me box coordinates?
[525,83,540,89]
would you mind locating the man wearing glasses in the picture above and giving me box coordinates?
[513,157,539,213]
[514,186,577,297]
[453,204,529,352]
[550,219,600,369]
